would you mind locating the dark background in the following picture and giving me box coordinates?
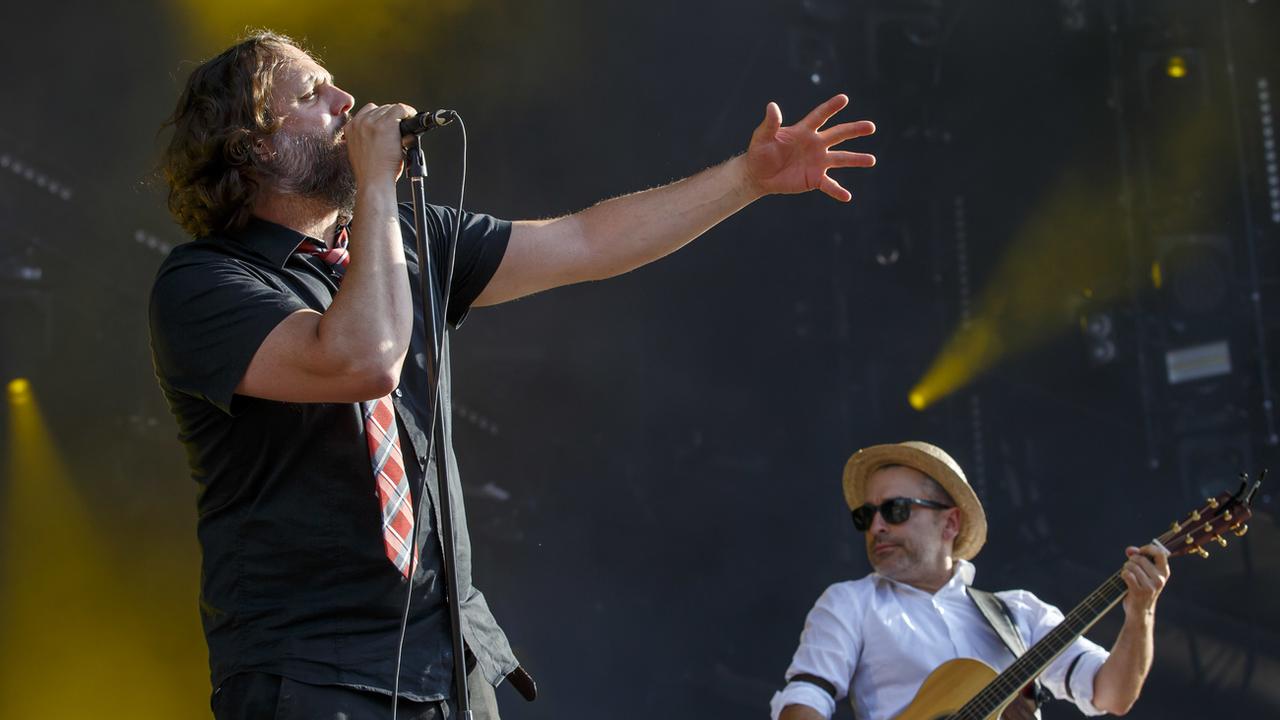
[1,0,1277,717]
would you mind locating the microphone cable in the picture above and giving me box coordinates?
[391,113,467,720]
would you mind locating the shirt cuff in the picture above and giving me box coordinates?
[770,682,836,720]
[1067,650,1110,716]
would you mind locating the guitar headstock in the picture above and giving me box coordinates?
[1156,470,1264,560]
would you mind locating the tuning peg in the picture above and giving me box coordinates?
[1190,510,1202,521]
[1194,547,1210,559]
[1184,536,1195,546]
[1170,521,1182,533]
[1214,535,1228,547]
[1207,497,1220,508]
[1234,524,1249,537]
[1202,522,1214,534]
[1224,511,1233,522]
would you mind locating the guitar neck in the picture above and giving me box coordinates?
[956,572,1128,720]
[949,479,1259,720]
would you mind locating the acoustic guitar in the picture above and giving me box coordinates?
[891,474,1262,720]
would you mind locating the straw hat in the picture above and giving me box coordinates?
[841,441,987,560]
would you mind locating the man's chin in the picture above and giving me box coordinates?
[869,542,906,566]
[869,552,909,577]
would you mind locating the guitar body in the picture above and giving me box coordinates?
[892,658,1010,720]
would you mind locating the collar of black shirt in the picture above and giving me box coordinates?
[226,216,323,268]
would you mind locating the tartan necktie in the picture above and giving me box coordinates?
[297,227,417,578]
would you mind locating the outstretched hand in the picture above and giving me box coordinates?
[744,94,876,202]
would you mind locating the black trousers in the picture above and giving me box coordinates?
[211,666,500,720]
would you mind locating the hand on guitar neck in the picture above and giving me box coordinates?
[1119,543,1171,621]
[1090,542,1171,715]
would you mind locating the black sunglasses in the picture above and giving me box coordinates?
[851,497,954,531]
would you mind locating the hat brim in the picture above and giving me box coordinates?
[842,442,987,560]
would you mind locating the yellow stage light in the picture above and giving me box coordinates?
[7,378,30,401]
[172,0,477,73]
[1,384,205,717]
[1167,56,1187,79]
[909,390,927,411]
[909,96,1221,408]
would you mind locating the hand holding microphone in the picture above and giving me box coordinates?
[400,109,456,137]
[345,102,420,182]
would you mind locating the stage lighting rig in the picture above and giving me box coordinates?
[1257,77,1279,224]
[0,150,74,202]
[1080,310,1118,368]
[0,238,44,284]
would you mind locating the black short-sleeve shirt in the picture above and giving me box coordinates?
[149,203,518,701]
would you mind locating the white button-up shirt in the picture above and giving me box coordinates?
[770,561,1109,720]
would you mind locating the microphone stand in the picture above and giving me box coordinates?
[405,135,472,720]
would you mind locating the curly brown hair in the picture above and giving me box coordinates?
[161,31,307,238]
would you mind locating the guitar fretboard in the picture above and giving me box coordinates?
[954,573,1128,720]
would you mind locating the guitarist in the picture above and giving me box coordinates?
[771,441,1171,720]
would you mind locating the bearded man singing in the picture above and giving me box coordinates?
[150,30,877,720]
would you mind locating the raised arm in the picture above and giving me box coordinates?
[1091,543,1171,715]
[474,95,876,306]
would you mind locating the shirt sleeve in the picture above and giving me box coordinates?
[769,583,864,720]
[402,203,511,328]
[149,253,309,415]
[998,589,1110,716]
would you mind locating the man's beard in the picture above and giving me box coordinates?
[868,539,921,580]
[261,128,356,216]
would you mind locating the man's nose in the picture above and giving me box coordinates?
[868,509,890,534]
[331,87,355,117]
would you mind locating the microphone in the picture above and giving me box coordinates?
[400,110,457,136]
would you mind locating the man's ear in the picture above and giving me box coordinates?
[253,137,272,161]
[942,508,961,544]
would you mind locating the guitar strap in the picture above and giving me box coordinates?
[966,587,1051,711]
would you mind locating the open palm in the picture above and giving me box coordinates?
[744,94,876,202]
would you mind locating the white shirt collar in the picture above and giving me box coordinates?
[870,558,977,595]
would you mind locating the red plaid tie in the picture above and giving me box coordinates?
[297,227,417,578]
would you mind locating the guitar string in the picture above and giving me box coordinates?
[957,574,1128,719]
[943,498,1235,720]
